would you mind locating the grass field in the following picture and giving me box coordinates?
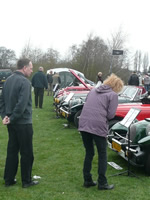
[0,93,150,200]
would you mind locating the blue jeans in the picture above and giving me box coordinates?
[81,131,107,185]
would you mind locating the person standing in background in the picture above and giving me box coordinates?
[52,72,61,95]
[143,73,150,92]
[96,72,103,88]
[128,71,139,86]
[47,71,53,96]
[31,66,48,108]
[0,58,39,188]
[97,72,103,83]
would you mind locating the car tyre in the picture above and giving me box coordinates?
[67,115,74,122]
[144,153,150,176]
[74,110,82,128]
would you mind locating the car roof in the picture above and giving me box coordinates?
[47,68,84,76]
[0,69,12,71]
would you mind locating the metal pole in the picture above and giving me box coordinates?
[109,55,114,75]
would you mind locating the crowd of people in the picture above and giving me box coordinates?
[128,70,150,92]
[1,59,149,191]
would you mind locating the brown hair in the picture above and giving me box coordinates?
[17,58,31,69]
[103,73,124,93]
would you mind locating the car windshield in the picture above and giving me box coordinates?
[120,87,137,99]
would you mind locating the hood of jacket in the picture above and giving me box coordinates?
[95,84,112,93]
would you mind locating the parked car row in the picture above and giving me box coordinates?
[52,69,150,175]
[53,69,148,129]
[53,69,93,121]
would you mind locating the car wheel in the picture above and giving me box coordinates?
[108,119,120,129]
[74,110,82,128]
[67,115,74,122]
[144,154,150,176]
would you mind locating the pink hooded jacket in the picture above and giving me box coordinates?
[78,85,118,138]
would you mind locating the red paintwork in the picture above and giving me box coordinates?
[136,86,146,94]
[116,103,150,120]
[57,90,89,98]
[69,69,90,89]
[55,69,93,98]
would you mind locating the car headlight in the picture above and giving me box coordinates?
[55,98,59,104]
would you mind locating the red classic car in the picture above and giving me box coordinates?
[54,69,94,105]
[109,98,150,128]
[54,69,93,99]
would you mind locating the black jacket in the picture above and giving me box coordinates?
[47,74,53,84]
[0,71,32,124]
[32,71,48,89]
[128,74,139,86]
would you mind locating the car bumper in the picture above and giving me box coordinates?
[107,136,145,167]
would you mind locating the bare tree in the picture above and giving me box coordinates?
[20,39,32,58]
[66,34,110,81]
[107,27,127,50]
[44,48,60,65]
[0,46,17,68]
[138,51,142,72]
[143,53,149,73]
[134,51,138,71]
[29,48,44,63]
[107,27,130,72]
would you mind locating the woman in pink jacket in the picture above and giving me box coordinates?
[78,73,124,190]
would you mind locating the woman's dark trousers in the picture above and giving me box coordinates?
[81,131,107,185]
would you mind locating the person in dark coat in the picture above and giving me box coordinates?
[31,66,48,108]
[0,58,39,188]
[97,72,103,83]
[96,72,103,88]
[128,71,139,86]
[78,73,124,190]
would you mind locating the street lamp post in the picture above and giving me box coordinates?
[109,50,123,75]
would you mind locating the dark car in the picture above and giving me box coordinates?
[107,116,150,175]
[0,69,12,89]
[60,85,146,128]
[53,69,94,118]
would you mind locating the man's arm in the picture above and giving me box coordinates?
[0,88,6,119]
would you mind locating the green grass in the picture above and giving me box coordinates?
[0,93,150,200]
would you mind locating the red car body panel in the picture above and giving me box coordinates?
[137,86,146,94]
[116,103,150,120]
[69,69,90,90]
[55,69,93,98]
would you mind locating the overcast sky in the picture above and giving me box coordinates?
[1,0,150,59]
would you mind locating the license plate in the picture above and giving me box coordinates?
[61,111,66,118]
[112,141,121,152]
